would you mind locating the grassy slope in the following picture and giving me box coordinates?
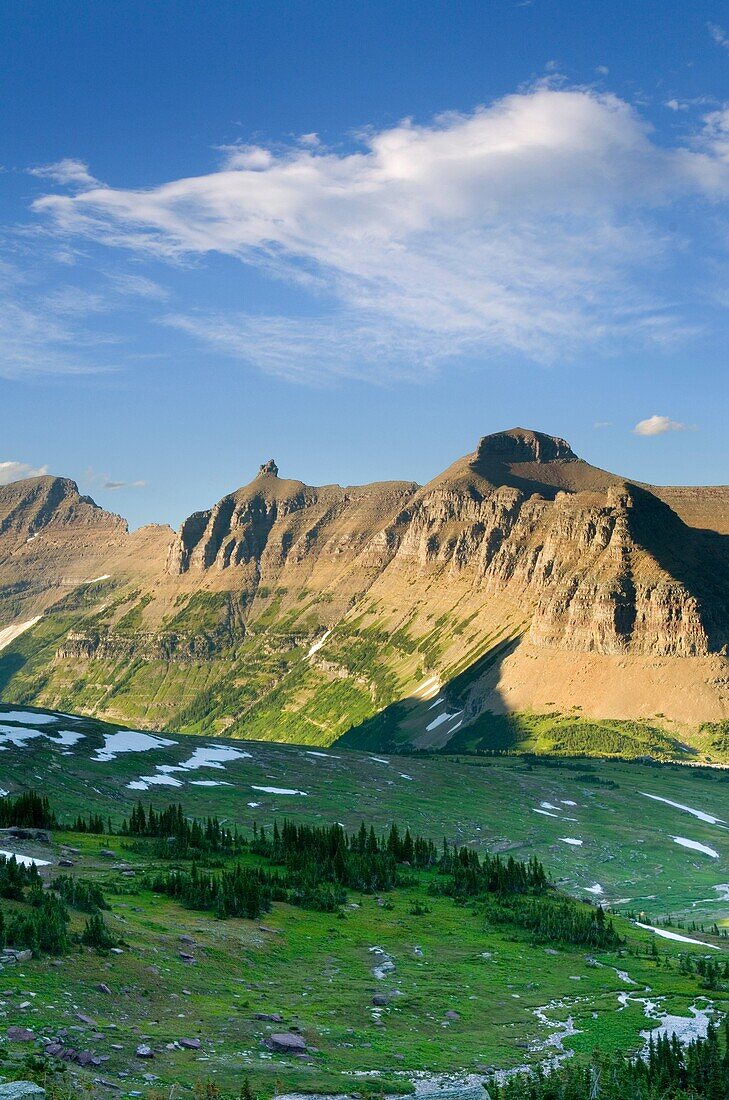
[1,706,728,925]
[4,828,727,1099]
[3,603,728,762]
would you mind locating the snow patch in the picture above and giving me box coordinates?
[671,836,720,859]
[94,730,177,762]
[306,629,331,659]
[559,837,583,847]
[251,785,308,796]
[641,792,726,827]
[0,618,42,653]
[425,710,462,733]
[0,850,50,867]
[635,922,721,949]
[127,774,184,791]
[173,745,252,771]
[0,709,56,725]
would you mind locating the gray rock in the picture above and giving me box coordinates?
[179,952,195,964]
[265,1032,307,1054]
[76,1013,97,1026]
[254,1013,283,1023]
[135,1044,154,1058]
[99,850,116,858]
[372,994,389,1006]
[445,1010,460,1020]
[0,828,50,843]
[95,983,113,995]
[6,1026,36,1041]
[178,1038,200,1049]
[0,1083,46,1100]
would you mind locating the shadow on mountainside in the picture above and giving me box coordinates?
[626,486,729,653]
[0,651,27,696]
[336,636,522,753]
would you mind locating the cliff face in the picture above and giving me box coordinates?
[0,431,726,747]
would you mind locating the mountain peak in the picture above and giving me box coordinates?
[258,459,279,477]
[475,428,578,465]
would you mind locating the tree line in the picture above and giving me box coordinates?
[487,1021,729,1099]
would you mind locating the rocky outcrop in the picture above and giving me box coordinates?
[0,428,727,736]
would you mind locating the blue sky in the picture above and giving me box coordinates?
[1,0,728,529]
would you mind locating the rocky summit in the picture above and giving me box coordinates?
[0,428,727,756]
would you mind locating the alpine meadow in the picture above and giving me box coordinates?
[0,4,728,1100]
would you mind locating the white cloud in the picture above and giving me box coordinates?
[28,158,100,188]
[708,22,729,50]
[0,461,49,485]
[633,415,687,436]
[27,86,729,378]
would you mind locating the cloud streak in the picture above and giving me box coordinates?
[28,86,729,379]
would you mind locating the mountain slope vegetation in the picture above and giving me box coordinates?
[0,430,727,757]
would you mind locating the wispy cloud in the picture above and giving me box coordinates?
[84,468,146,491]
[102,478,146,490]
[0,460,49,485]
[105,272,169,300]
[26,86,729,380]
[28,158,100,188]
[633,415,687,436]
[0,254,170,377]
[708,22,729,51]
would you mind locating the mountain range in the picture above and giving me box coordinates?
[1,428,727,759]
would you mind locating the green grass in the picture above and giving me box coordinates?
[0,704,728,926]
[3,826,726,1099]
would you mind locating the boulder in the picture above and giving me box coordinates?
[76,1013,97,1026]
[0,828,50,844]
[95,983,112,995]
[135,1044,154,1058]
[0,1084,46,1100]
[99,849,116,858]
[265,1032,307,1054]
[178,1038,201,1049]
[372,995,389,1007]
[444,1010,460,1021]
[6,1026,36,1041]
[254,1013,283,1023]
[4,949,33,963]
